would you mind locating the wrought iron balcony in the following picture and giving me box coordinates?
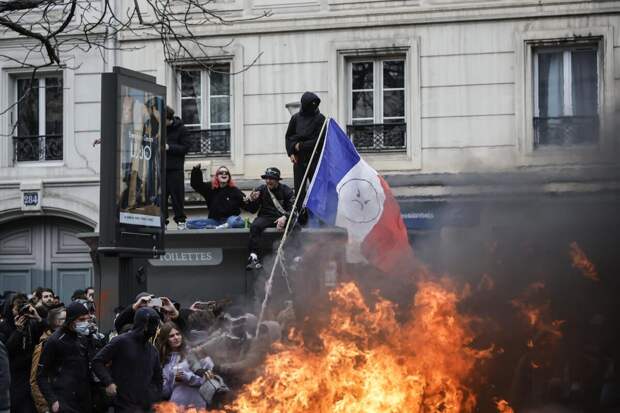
[13,134,63,162]
[346,123,406,152]
[534,116,599,147]
[187,128,231,157]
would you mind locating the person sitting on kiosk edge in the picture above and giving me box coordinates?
[190,164,246,229]
[244,167,294,269]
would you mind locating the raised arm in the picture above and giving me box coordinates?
[190,165,211,198]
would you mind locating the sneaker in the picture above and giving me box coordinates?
[246,254,262,270]
[176,221,186,230]
[290,256,303,271]
[215,222,229,229]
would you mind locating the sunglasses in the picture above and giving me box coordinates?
[217,170,229,176]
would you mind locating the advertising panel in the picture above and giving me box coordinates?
[118,86,164,228]
[99,67,166,254]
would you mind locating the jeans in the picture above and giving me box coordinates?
[186,215,244,229]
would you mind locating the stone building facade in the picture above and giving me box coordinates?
[1,0,619,299]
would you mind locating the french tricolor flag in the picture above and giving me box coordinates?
[304,119,413,273]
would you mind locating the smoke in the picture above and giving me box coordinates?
[249,176,620,412]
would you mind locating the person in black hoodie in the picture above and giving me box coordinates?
[0,293,44,413]
[190,164,247,229]
[92,307,162,413]
[245,167,295,269]
[164,106,189,229]
[285,92,327,210]
[0,340,9,413]
[36,302,94,413]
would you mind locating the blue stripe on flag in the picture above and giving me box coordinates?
[305,119,361,225]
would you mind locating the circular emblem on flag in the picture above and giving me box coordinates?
[338,178,381,224]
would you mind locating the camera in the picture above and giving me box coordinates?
[18,303,33,316]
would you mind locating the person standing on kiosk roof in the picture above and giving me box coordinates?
[285,92,326,215]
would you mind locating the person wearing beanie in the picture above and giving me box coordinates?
[36,302,94,413]
[92,307,163,412]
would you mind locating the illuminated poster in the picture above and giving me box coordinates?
[118,86,164,227]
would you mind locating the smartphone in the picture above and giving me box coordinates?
[193,301,212,311]
[147,297,163,308]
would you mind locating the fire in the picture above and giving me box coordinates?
[495,399,515,413]
[569,241,599,281]
[225,280,488,413]
[154,402,207,413]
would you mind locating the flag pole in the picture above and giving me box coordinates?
[255,117,330,336]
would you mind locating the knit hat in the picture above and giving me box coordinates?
[65,301,89,325]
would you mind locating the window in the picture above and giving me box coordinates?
[177,63,231,156]
[348,57,406,152]
[13,74,63,162]
[533,45,599,146]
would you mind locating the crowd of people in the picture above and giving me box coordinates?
[0,91,325,413]
[0,288,294,413]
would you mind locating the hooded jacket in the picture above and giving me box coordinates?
[36,303,94,413]
[0,340,9,412]
[92,307,162,412]
[285,92,326,164]
[166,116,189,171]
[0,294,43,413]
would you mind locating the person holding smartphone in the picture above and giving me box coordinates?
[114,293,183,334]
[0,294,45,413]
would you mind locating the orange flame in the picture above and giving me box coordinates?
[496,399,515,413]
[222,280,487,413]
[569,242,599,281]
[154,402,207,413]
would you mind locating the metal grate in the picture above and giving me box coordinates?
[186,128,231,156]
[13,135,63,161]
[346,123,406,152]
[534,116,599,147]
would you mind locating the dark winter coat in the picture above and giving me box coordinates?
[285,92,326,165]
[0,296,43,413]
[190,168,246,220]
[245,183,295,221]
[36,328,94,413]
[0,340,9,411]
[166,116,189,171]
[92,308,162,413]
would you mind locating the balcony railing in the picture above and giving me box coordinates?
[187,128,231,157]
[13,135,63,162]
[346,123,406,152]
[534,116,599,147]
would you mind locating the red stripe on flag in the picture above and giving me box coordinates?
[361,176,413,273]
